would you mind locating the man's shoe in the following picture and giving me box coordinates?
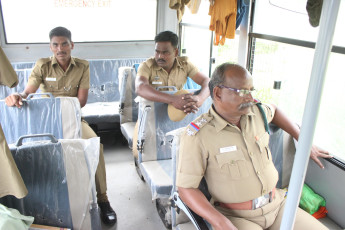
[98,201,117,226]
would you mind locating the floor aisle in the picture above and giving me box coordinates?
[101,138,166,230]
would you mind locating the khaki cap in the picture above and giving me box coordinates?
[168,89,189,122]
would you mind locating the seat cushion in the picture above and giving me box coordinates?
[81,102,120,124]
[120,121,136,147]
[140,159,173,199]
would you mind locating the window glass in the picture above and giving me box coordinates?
[1,0,156,43]
[253,0,345,47]
[251,38,345,162]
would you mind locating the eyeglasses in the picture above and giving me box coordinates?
[218,85,256,97]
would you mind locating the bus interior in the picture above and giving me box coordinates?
[0,0,344,229]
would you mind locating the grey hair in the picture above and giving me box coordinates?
[209,63,248,98]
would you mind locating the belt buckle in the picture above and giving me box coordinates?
[252,192,271,209]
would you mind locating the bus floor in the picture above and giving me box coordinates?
[101,134,167,230]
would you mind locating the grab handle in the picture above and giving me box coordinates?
[16,133,58,146]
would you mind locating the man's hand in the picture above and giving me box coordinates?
[310,145,332,169]
[171,93,201,114]
[5,93,24,108]
[182,94,202,113]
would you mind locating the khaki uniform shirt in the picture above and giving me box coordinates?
[27,56,90,97]
[0,47,28,198]
[0,47,18,88]
[176,104,278,203]
[137,57,199,90]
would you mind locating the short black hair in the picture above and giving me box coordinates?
[154,31,178,48]
[49,27,72,41]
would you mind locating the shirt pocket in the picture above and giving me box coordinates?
[215,150,249,180]
[44,80,59,93]
[65,84,79,97]
[255,132,272,166]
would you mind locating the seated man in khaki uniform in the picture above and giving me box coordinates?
[177,63,332,230]
[5,27,116,226]
[0,47,28,199]
[133,30,210,156]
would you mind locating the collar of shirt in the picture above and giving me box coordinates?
[210,105,255,133]
[50,56,76,67]
[149,57,184,72]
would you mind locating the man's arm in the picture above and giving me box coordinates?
[178,187,237,230]
[135,75,192,111]
[77,88,88,108]
[271,104,332,168]
[5,84,39,108]
[183,72,210,110]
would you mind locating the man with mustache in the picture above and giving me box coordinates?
[176,63,331,230]
[5,26,117,226]
[133,30,210,157]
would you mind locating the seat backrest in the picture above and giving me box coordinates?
[87,58,145,104]
[137,92,212,162]
[0,94,81,144]
[118,66,138,124]
[0,135,100,230]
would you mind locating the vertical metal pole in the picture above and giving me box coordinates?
[280,0,340,229]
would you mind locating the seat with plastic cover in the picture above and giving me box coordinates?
[0,134,101,230]
[118,66,139,147]
[0,93,81,144]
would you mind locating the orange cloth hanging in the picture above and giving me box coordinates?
[209,0,237,45]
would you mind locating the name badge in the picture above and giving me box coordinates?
[152,81,162,85]
[220,146,237,153]
[46,77,56,82]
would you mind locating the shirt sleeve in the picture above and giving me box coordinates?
[0,47,18,88]
[176,131,206,189]
[27,62,44,88]
[78,62,90,89]
[185,59,199,81]
[137,62,151,80]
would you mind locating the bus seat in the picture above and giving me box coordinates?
[135,94,212,228]
[80,58,146,134]
[118,66,139,147]
[0,135,100,230]
[133,63,140,72]
[0,94,81,144]
[182,77,201,90]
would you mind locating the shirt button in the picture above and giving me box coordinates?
[256,171,260,175]
[230,160,235,165]
[249,152,253,157]
[263,189,266,194]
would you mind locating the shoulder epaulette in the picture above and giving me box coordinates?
[185,114,212,136]
[36,58,51,66]
[73,57,89,66]
[254,99,270,134]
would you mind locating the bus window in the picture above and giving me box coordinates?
[0,0,157,43]
[180,0,240,77]
[250,1,345,162]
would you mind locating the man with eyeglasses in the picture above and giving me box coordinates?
[5,26,117,226]
[176,63,331,230]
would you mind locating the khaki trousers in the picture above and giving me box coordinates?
[81,120,108,202]
[214,189,328,230]
[0,124,28,199]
